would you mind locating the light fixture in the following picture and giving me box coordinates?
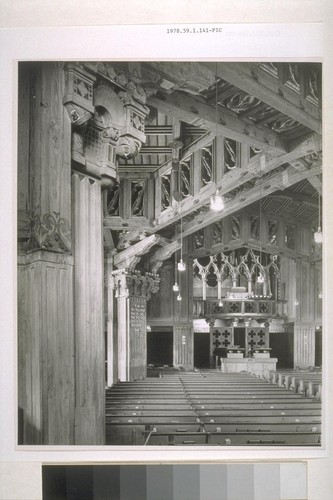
[177,194,186,272]
[210,65,225,213]
[314,191,323,243]
[218,299,223,307]
[173,224,180,291]
[211,191,224,211]
[146,324,151,332]
[256,157,264,285]
[314,228,323,243]
[177,259,186,272]
[177,293,182,301]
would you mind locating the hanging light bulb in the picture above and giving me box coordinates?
[177,259,186,272]
[177,293,182,301]
[210,191,224,211]
[173,230,180,290]
[314,228,323,243]
[314,192,323,243]
[178,209,186,271]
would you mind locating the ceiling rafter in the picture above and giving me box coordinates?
[148,92,286,154]
[200,62,321,134]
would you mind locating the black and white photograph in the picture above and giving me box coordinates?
[17,60,323,448]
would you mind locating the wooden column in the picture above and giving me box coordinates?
[18,253,74,445]
[105,252,117,388]
[17,62,74,445]
[72,172,105,445]
[112,270,160,381]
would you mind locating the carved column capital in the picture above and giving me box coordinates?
[111,269,160,300]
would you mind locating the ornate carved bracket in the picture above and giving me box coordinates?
[113,234,163,271]
[110,269,160,299]
[63,64,96,127]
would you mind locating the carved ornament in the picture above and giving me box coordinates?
[110,269,160,299]
[27,211,71,254]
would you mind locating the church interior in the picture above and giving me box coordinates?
[17,61,322,447]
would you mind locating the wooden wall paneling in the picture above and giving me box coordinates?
[314,263,322,324]
[147,263,173,321]
[300,260,312,322]
[173,325,194,370]
[294,323,315,369]
[280,257,297,321]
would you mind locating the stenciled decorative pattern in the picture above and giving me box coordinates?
[201,144,213,186]
[28,211,71,253]
[224,138,237,171]
[180,158,191,199]
[131,180,145,217]
[107,184,120,216]
[161,173,171,211]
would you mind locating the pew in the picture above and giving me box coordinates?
[105,370,322,446]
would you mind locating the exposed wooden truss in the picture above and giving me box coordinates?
[102,62,322,268]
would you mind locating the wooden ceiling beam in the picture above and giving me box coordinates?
[148,92,286,154]
[146,163,322,262]
[270,189,318,207]
[145,125,173,135]
[201,62,321,134]
[180,164,322,239]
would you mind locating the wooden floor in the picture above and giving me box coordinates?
[105,370,321,446]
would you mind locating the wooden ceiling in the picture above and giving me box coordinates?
[105,61,322,264]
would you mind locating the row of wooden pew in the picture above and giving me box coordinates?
[265,370,322,401]
[105,371,321,446]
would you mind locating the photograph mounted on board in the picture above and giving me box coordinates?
[17,61,323,447]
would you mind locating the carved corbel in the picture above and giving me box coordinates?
[113,234,162,271]
[63,63,96,126]
[63,64,97,163]
[116,91,150,160]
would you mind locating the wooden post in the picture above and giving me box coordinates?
[112,270,160,381]
[17,62,75,445]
